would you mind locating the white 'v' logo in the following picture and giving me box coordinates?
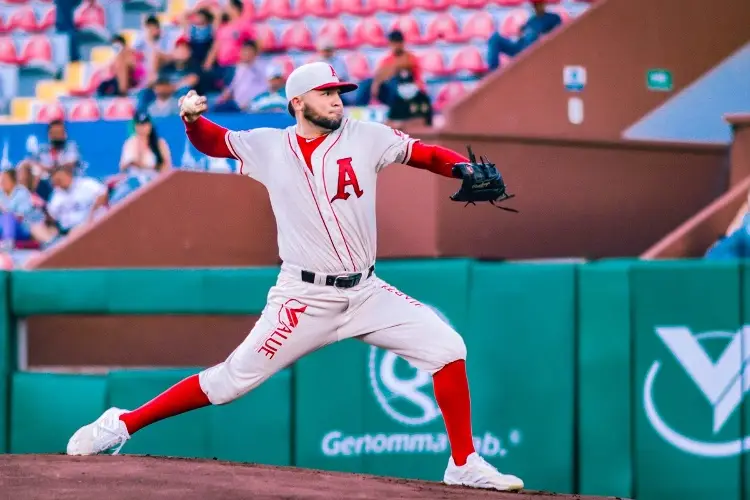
[656,326,750,433]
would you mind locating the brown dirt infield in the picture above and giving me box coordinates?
[0,454,626,500]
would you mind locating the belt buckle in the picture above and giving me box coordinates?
[334,273,361,288]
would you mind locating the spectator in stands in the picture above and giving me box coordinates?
[41,165,108,245]
[133,15,171,87]
[487,0,562,71]
[0,169,46,250]
[16,163,53,202]
[181,7,216,69]
[147,77,180,117]
[705,212,750,259]
[97,34,138,97]
[203,0,254,86]
[213,40,266,112]
[250,65,287,113]
[140,38,201,110]
[17,120,84,195]
[353,30,424,109]
[385,69,433,128]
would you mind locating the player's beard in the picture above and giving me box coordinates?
[302,104,342,131]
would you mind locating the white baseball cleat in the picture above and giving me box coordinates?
[443,452,524,491]
[66,407,131,456]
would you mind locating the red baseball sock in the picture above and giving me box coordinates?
[118,374,211,435]
[432,359,476,466]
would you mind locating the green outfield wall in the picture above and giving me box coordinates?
[2,260,750,500]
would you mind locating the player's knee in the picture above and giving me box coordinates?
[199,362,263,405]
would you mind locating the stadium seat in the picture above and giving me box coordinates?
[317,20,350,49]
[74,1,109,39]
[103,97,135,120]
[69,65,112,97]
[499,8,530,38]
[271,54,295,76]
[491,0,525,5]
[255,24,279,52]
[417,48,450,79]
[7,5,38,33]
[69,98,101,121]
[38,7,55,31]
[35,101,65,122]
[256,0,297,20]
[332,0,373,16]
[0,37,18,65]
[18,35,54,72]
[388,15,423,44]
[280,22,315,51]
[351,18,387,48]
[423,13,461,43]
[344,52,372,80]
[368,0,407,14]
[434,81,465,111]
[462,11,495,41]
[405,0,450,12]
[450,45,487,74]
[454,0,488,9]
[295,0,334,18]
[0,14,8,35]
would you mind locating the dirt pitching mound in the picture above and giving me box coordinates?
[0,454,625,500]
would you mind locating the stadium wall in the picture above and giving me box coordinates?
[443,0,750,140]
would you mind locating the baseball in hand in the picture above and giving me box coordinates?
[179,90,208,122]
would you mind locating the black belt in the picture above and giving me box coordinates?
[301,265,375,288]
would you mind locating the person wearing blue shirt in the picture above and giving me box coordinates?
[487,0,562,71]
[0,169,45,247]
[705,212,750,259]
[250,65,287,113]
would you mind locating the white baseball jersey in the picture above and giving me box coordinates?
[47,176,107,230]
[225,118,416,275]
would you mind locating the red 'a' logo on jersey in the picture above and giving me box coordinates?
[330,158,364,202]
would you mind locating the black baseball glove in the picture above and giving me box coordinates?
[449,146,518,212]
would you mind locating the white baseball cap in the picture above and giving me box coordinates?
[285,61,358,103]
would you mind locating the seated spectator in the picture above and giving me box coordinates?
[133,15,171,87]
[250,65,287,113]
[385,69,433,128]
[181,7,216,69]
[138,38,201,112]
[147,77,180,117]
[17,120,84,194]
[97,34,138,97]
[112,112,171,204]
[16,163,53,203]
[0,169,47,250]
[353,30,425,109]
[204,0,254,86]
[487,0,562,71]
[213,40,267,112]
[41,165,109,245]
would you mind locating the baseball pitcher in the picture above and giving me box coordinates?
[66,62,521,492]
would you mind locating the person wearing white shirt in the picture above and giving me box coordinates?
[45,166,108,241]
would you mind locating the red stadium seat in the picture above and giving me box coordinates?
[344,52,371,80]
[280,23,314,51]
[434,81,465,111]
[271,54,296,76]
[74,1,107,33]
[423,13,461,43]
[367,0,407,14]
[4,0,35,4]
[255,24,279,51]
[103,98,135,120]
[492,0,524,5]
[69,99,101,121]
[36,102,65,123]
[388,16,423,44]
[454,0,488,9]
[69,66,112,97]
[18,35,53,70]
[450,45,487,74]
[295,0,333,17]
[405,0,450,12]
[38,7,55,31]
[332,0,373,16]
[417,48,449,78]
[0,37,18,65]
[0,15,7,35]
[500,8,529,38]
[317,20,350,49]
[351,18,387,48]
[462,11,495,41]
[256,0,297,20]
[7,6,38,32]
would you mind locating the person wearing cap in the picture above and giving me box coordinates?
[146,77,180,117]
[138,36,202,113]
[67,61,526,493]
[353,29,424,107]
[214,40,267,112]
[119,112,171,177]
[249,65,287,113]
[487,0,561,71]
